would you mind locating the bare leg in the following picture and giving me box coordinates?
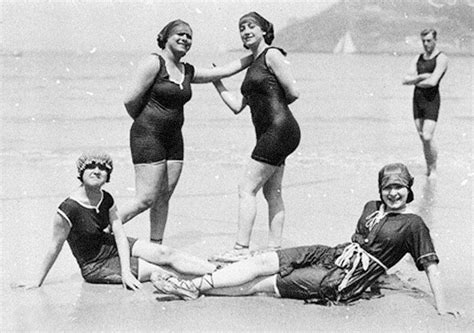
[119,162,166,224]
[132,240,216,277]
[420,119,438,177]
[137,259,175,282]
[149,161,183,242]
[194,252,279,292]
[236,160,279,247]
[415,118,438,177]
[263,166,285,249]
[204,275,276,296]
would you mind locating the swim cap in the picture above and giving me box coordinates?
[239,12,274,45]
[76,151,113,182]
[378,163,414,203]
[157,19,192,49]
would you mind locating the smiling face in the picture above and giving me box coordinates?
[166,24,193,55]
[81,162,109,188]
[239,18,265,49]
[381,184,409,211]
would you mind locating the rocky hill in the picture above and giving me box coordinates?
[275,0,473,55]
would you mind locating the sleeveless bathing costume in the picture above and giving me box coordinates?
[57,190,138,284]
[413,52,445,121]
[241,47,301,166]
[130,54,194,164]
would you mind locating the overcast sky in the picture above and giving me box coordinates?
[1,0,338,53]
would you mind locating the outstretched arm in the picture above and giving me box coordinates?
[212,79,247,114]
[424,262,461,317]
[16,213,70,289]
[193,55,253,83]
[416,53,448,88]
[110,205,141,291]
[123,55,160,119]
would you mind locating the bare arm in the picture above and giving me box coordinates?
[424,262,461,317]
[193,55,253,83]
[123,55,160,119]
[402,55,428,85]
[266,49,300,104]
[212,79,247,114]
[416,53,448,88]
[110,205,141,290]
[16,213,70,289]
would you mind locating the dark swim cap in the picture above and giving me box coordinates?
[76,151,113,182]
[378,163,414,203]
[157,19,192,49]
[239,12,274,45]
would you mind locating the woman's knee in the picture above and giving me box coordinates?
[153,189,173,205]
[263,186,282,202]
[135,194,157,211]
[238,183,258,198]
[154,244,176,261]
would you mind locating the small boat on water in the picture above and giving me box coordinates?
[333,31,357,54]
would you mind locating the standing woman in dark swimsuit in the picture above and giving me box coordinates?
[403,28,448,178]
[120,20,252,244]
[210,12,301,262]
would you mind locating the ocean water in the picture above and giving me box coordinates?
[1,50,473,329]
[1,51,471,207]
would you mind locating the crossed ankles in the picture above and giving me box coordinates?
[150,271,199,301]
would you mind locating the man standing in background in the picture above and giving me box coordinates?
[403,28,448,178]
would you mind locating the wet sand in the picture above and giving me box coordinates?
[2,155,473,331]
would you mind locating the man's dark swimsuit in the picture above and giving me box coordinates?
[413,52,445,121]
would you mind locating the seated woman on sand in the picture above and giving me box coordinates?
[151,163,460,317]
[15,152,216,290]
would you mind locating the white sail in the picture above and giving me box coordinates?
[333,31,357,54]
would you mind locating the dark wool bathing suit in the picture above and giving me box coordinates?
[57,190,138,284]
[413,52,445,122]
[241,47,300,166]
[275,200,439,303]
[130,54,194,164]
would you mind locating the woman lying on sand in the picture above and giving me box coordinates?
[15,152,216,290]
[151,163,460,317]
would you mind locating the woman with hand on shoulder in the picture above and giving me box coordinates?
[209,12,301,262]
[120,19,252,245]
[151,163,462,318]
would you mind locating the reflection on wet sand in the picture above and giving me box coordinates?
[415,177,437,227]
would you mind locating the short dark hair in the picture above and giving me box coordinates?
[420,28,437,40]
[156,19,192,49]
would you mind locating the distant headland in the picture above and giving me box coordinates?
[274,0,473,55]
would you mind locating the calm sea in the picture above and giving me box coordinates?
[1,50,472,197]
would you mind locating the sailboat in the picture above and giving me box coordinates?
[333,31,357,54]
